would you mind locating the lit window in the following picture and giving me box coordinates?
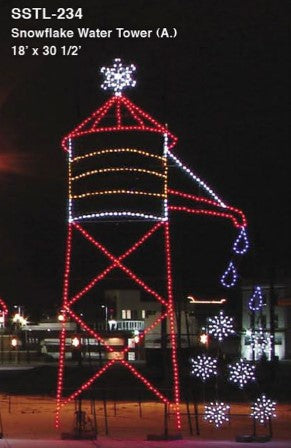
[122,309,131,319]
[128,352,135,361]
[142,310,146,319]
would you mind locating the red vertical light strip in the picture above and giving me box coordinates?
[164,220,182,430]
[116,95,122,127]
[55,222,73,428]
[55,324,66,428]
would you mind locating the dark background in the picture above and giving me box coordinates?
[0,1,288,315]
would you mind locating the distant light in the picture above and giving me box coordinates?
[12,313,28,326]
[11,337,18,348]
[188,296,226,305]
[250,328,273,359]
[200,334,209,345]
[12,313,20,322]
[72,336,80,348]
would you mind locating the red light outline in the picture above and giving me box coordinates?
[56,221,183,428]
[57,90,248,433]
[61,95,178,152]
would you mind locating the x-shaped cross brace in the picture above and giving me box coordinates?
[57,220,177,423]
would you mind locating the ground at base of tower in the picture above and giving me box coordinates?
[0,439,290,448]
[0,396,290,446]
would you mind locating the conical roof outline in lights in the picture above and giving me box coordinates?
[62,58,177,151]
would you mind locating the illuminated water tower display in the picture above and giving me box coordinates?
[56,59,249,431]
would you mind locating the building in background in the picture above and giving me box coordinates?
[241,281,291,360]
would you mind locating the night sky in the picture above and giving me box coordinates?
[0,1,288,313]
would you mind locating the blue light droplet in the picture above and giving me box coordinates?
[220,261,238,288]
[248,286,264,311]
[233,228,249,255]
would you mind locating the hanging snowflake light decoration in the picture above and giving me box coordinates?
[204,401,230,427]
[208,310,235,342]
[228,358,256,389]
[190,354,218,382]
[250,328,273,359]
[100,58,136,95]
[251,394,276,424]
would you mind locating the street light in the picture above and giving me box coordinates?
[133,329,140,344]
[72,336,80,348]
[200,333,209,346]
[11,336,19,363]
[101,305,108,330]
[71,336,82,366]
[12,312,27,327]
[58,312,65,322]
[11,337,18,348]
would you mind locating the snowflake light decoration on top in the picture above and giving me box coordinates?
[250,327,273,359]
[228,358,256,389]
[100,58,136,95]
[190,354,218,382]
[208,310,235,342]
[204,401,230,427]
[251,394,276,424]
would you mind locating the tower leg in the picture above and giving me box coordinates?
[56,223,73,428]
[164,221,181,431]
